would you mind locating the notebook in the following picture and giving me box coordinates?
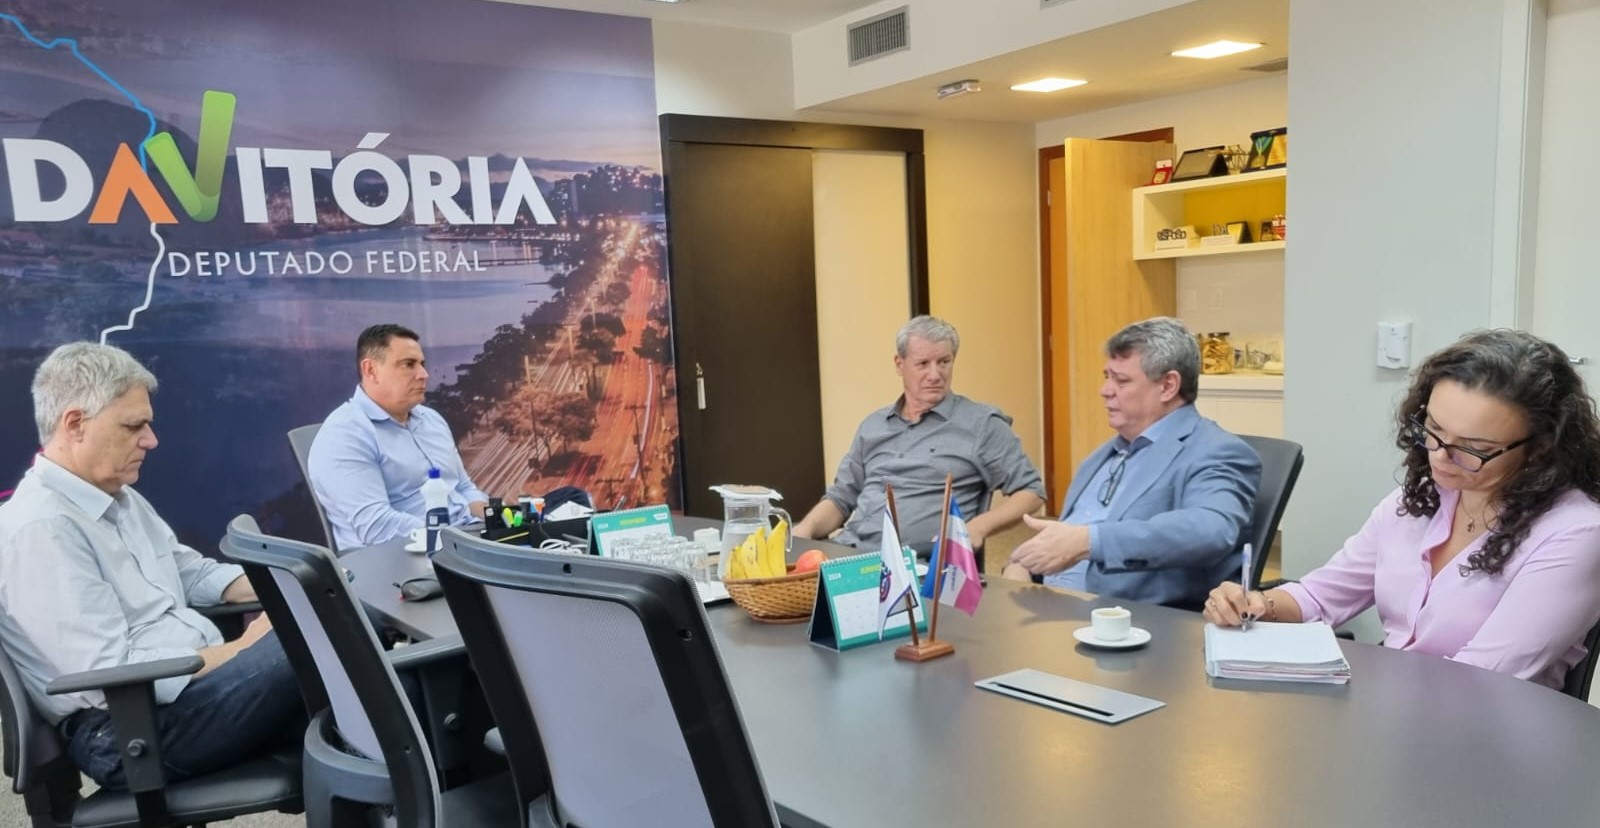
[694,579,730,606]
[1203,621,1351,684]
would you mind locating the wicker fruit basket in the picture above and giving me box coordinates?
[723,568,820,624]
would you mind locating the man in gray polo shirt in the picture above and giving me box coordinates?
[793,316,1045,564]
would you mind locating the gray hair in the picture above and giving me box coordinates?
[895,315,960,358]
[32,342,158,444]
[1105,317,1199,403]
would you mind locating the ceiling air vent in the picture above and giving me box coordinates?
[1242,57,1289,73]
[847,7,909,66]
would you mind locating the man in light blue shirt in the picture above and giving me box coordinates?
[0,343,301,788]
[1004,318,1260,609]
[308,324,489,550]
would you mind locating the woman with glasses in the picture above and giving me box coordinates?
[1204,329,1600,689]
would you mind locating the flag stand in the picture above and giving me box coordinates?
[894,474,955,663]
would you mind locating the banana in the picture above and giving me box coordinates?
[766,520,790,577]
[723,541,745,580]
[740,527,766,579]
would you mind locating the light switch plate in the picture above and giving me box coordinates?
[1377,321,1411,369]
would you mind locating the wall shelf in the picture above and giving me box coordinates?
[1196,371,1283,438]
[1133,168,1287,260]
[1198,372,1283,393]
[1138,240,1285,260]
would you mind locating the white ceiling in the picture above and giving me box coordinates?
[807,0,1288,123]
[489,0,883,34]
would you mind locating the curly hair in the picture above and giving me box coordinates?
[1395,329,1600,576]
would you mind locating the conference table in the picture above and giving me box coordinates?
[344,519,1600,827]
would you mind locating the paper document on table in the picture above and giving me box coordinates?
[694,579,730,606]
[1204,622,1351,684]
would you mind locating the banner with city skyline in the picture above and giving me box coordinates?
[0,0,681,549]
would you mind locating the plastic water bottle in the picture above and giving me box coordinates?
[421,467,450,553]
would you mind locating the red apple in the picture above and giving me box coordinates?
[793,549,828,574]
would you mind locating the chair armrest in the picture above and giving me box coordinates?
[45,656,203,696]
[45,657,203,813]
[387,634,466,673]
[195,601,261,618]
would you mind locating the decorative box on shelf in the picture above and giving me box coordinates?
[1153,225,1199,251]
[1131,168,1286,260]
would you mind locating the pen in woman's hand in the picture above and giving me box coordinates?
[1241,543,1255,631]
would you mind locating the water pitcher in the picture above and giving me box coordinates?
[710,484,791,561]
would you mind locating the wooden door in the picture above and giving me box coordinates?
[663,143,826,518]
[1041,130,1174,511]
[1060,138,1176,472]
[1040,149,1069,510]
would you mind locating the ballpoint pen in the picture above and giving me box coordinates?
[1241,542,1255,631]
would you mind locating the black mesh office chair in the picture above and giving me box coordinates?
[0,639,301,828]
[434,528,782,828]
[1238,435,1305,587]
[1561,619,1600,701]
[286,424,339,555]
[220,515,530,827]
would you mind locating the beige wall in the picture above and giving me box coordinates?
[1536,0,1600,705]
[652,20,795,119]
[652,20,1045,483]
[920,120,1042,469]
[812,151,911,479]
[1034,74,1287,151]
[1533,0,1600,381]
[1284,0,1532,647]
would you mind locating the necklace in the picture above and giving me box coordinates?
[1458,499,1490,534]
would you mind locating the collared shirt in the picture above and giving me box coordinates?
[826,393,1044,554]
[1046,405,1191,591]
[0,456,242,724]
[1281,486,1600,689]
[308,386,487,550]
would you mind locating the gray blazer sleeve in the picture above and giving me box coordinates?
[1095,435,1261,572]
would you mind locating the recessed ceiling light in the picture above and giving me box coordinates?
[1171,40,1263,59]
[1009,77,1088,93]
[645,0,684,4]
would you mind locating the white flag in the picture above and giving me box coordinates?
[877,507,915,637]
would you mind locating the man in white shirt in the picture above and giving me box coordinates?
[0,343,301,788]
[308,323,490,550]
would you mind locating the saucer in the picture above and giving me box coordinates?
[404,540,428,554]
[1072,625,1152,650]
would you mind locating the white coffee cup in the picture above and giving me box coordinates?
[1090,606,1132,641]
[408,526,428,552]
[692,527,721,555]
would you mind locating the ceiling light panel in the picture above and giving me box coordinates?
[1171,40,1263,59]
[1010,77,1088,93]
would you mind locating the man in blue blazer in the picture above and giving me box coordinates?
[1004,318,1260,609]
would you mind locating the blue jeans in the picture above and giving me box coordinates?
[63,631,303,789]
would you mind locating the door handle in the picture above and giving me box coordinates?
[1571,357,1588,365]
[696,362,707,410]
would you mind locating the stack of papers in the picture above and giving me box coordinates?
[1203,622,1351,684]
